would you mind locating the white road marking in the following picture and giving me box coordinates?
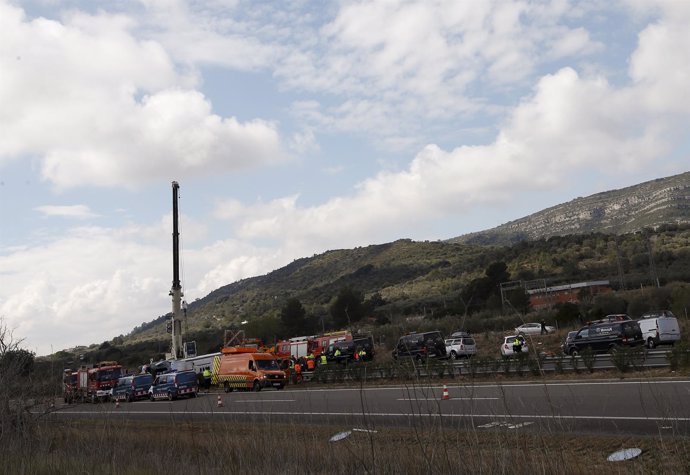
[397,397,499,401]
[52,410,690,423]
[231,399,295,403]
[507,422,534,429]
[477,421,534,429]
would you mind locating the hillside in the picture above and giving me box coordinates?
[67,172,690,364]
[449,171,690,246]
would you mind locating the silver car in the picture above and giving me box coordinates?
[515,322,555,335]
[444,337,477,359]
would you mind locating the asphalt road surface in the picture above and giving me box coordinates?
[52,378,690,436]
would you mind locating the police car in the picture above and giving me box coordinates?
[148,370,199,401]
[111,373,154,402]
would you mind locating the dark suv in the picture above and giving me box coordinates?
[392,331,447,361]
[565,320,643,355]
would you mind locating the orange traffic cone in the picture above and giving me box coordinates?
[441,385,450,400]
[217,395,223,408]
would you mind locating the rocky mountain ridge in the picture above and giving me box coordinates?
[449,171,690,245]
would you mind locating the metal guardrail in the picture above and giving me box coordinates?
[297,349,676,383]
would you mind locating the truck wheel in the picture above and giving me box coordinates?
[150,393,155,402]
[252,381,261,392]
[167,391,174,401]
[127,393,134,403]
[450,351,457,360]
[569,348,579,356]
[647,338,655,349]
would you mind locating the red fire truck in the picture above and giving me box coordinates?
[63,361,123,403]
[273,331,352,360]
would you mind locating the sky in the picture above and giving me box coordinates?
[1,0,689,356]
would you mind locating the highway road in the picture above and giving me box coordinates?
[51,378,690,436]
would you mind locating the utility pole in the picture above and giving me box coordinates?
[646,232,660,288]
[169,181,184,359]
[614,236,626,290]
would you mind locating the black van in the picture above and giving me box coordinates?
[392,331,447,360]
[565,320,643,355]
[326,336,375,363]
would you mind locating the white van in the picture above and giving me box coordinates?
[637,310,681,349]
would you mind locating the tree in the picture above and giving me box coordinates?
[553,302,581,327]
[590,293,628,319]
[0,318,37,440]
[504,288,532,315]
[0,349,34,377]
[280,298,308,337]
[330,287,365,328]
[458,261,511,315]
[486,261,510,285]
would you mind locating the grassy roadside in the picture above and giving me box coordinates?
[3,418,689,474]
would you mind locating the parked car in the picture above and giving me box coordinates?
[560,331,578,355]
[149,370,199,401]
[111,374,154,402]
[445,336,477,359]
[515,322,555,335]
[588,314,632,324]
[392,331,447,361]
[500,335,528,357]
[565,320,643,355]
[450,330,471,338]
[637,310,681,348]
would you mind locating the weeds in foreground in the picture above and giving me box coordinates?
[3,416,690,474]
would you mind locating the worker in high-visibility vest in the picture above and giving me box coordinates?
[306,354,315,371]
[294,362,302,384]
[320,354,327,366]
[202,367,212,392]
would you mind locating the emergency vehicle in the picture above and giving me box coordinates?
[64,361,123,403]
[212,351,286,392]
[273,331,352,360]
[148,370,199,401]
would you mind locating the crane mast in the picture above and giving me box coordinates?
[170,181,183,359]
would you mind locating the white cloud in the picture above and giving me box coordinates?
[34,204,99,219]
[272,0,607,150]
[0,2,287,189]
[0,227,167,355]
[214,8,690,258]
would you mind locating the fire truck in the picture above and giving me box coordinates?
[63,361,123,403]
[273,331,352,360]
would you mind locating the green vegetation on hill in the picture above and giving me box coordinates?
[51,171,690,366]
[61,223,690,368]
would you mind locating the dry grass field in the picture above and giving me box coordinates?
[2,414,690,474]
